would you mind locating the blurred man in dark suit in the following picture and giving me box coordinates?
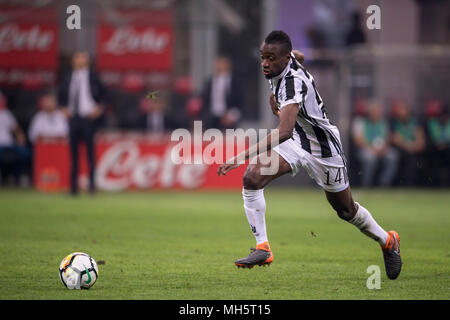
[201,56,243,130]
[58,52,106,195]
[139,91,178,133]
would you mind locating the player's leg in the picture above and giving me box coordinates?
[299,152,389,245]
[242,150,291,244]
[325,187,388,243]
[300,151,402,279]
[235,150,292,268]
[325,187,402,279]
[243,150,292,190]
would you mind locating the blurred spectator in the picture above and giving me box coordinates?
[352,99,399,187]
[308,0,355,49]
[28,91,68,143]
[201,56,243,130]
[115,91,141,129]
[116,73,145,129]
[58,51,107,195]
[425,102,450,187]
[138,92,177,133]
[171,76,196,130]
[183,94,203,130]
[347,98,368,185]
[0,91,30,186]
[390,101,426,186]
[345,11,366,47]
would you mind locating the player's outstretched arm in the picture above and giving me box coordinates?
[277,103,299,141]
[269,94,280,118]
[217,103,299,176]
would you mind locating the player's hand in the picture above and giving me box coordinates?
[88,105,103,119]
[217,162,241,176]
[269,94,280,118]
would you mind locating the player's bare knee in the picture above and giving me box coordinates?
[336,209,354,221]
[327,193,357,221]
[335,202,357,221]
[243,168,264,190]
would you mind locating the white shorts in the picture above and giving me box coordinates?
[273,137,349,193]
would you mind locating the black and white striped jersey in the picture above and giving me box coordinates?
[269,53,345,162]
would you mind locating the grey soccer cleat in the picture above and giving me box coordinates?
[235,242,273,269]
[381,230,402,280]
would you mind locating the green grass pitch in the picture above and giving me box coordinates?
[0,188,449,299]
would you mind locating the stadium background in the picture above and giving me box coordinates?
[0,0,449,301]
[0,0,449,190]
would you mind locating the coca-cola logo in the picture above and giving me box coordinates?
[103,26,169,55]
[95,141,207,191]
[0,24,54,52]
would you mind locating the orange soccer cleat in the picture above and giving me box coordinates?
[381,230,402,280]
[235,241,274,269]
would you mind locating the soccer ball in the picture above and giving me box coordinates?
[59,252,99,290]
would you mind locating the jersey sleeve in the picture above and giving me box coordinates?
[278,75,304,110]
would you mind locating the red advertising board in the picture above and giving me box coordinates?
[34,134,246,192]
[0,8,58,69]
[96,10,173,71]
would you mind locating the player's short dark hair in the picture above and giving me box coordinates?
[264,30,292,54]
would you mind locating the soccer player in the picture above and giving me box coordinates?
[217,30,402,280]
